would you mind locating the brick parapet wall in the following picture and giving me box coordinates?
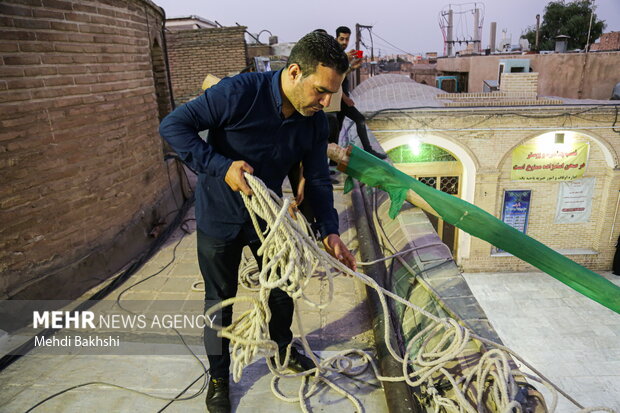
[369,106,620,272]
[165,26,248,104]
[590,32,620,51]
[499,72,538,96]
[0,0,178,299]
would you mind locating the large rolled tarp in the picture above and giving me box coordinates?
[340,145,620,314]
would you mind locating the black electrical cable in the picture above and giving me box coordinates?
[369,29,417,57]
[365,104,616,122]
[11,153,207,412]
[156,373,207,412]
[613,106,620,134]
[362,104,620,135]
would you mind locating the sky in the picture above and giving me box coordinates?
[152,0,620,56]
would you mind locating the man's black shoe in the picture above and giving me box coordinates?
[206,377,230,413]
[271,347,316,373]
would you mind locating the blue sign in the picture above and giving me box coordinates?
[501,190,531,234]
[496,190,531,254]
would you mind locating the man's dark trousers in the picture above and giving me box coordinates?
[197,227,294,378]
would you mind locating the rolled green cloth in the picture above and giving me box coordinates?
[342,145,620,314]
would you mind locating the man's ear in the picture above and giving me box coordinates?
[287,63,302,81]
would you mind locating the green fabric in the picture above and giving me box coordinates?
[346,145,620,314]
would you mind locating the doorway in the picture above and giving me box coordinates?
[417,175,460,255]
[386,143,462,256]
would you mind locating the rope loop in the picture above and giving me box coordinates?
[207,173,606,413]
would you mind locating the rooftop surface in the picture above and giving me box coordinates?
[0,183,618,412]
[351,74,620,112]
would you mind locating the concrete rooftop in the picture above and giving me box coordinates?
[0,180,619,412]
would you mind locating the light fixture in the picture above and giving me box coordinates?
[408,138,421,156]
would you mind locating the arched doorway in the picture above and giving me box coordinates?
[381,134,478,262]
[387,142,462,255]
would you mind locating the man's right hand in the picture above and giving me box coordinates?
[347,51,362,70]
[225,160,254,195]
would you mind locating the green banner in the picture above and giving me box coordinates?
[343,145,620,314]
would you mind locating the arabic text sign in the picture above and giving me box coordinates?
[511,142,589,181]
[555,177,595,223]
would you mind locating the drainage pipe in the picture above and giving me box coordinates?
[349,180,423,413]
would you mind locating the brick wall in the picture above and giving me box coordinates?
[499,72,538,97]
[590,32,620,52]
[0,0,180,299]
[165,26,248,104]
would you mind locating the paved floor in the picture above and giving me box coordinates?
[1,183,619,412]
[0,187,389,413]
[463,271,620,413]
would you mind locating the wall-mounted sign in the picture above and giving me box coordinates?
[511,142,589,181]
[501,190,532,233]
[555,177,595,223]
[495,190,532,253]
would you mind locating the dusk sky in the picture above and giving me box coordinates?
[153,0,620,56]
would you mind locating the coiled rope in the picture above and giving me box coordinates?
[204,173,615,413]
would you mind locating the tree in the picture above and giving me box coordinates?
[522,0,606,51]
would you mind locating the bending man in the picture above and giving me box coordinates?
[159,32,356,413]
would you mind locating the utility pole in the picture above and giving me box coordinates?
[535,14,540,51]
[354,23,372,88]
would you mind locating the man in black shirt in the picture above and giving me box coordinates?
[335,26,387,160]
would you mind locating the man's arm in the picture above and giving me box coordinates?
[159,85,235,179]
[302,116,356,271]
[341,51,362,107]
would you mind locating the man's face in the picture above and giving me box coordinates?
[289,64,344,116]
[336,32,350,50]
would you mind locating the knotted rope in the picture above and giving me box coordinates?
[204,173,615,413]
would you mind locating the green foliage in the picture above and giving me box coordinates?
[522,0,606,51]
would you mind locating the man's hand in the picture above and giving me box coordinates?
[225,160,254,195]
[342,94,355,107]
[347,50,363,70]
[323,234,357,272]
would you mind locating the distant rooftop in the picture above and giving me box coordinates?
[352,74,619,112]
[165,15,218,31]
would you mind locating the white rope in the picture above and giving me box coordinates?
[203,173,615,413]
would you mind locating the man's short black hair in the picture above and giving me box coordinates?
[336,26,351,37]
[287,32,349,77]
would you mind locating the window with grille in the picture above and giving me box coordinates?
[440,176,459,194]
[419,176,437,188]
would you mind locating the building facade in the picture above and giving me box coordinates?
[437,52,620,99]
[351,75,620,272]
